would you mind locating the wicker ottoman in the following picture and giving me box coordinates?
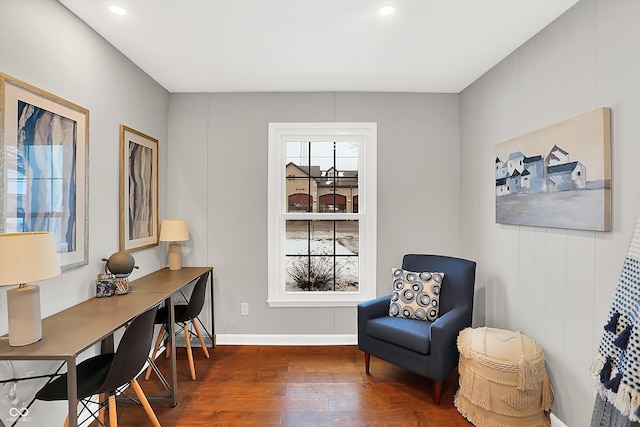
[454,327,554,427]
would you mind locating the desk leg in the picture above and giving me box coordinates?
[209,270,215,347]
[168,294,178,407]
[65,358,78,427]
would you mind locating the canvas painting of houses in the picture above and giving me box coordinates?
[495,107,611,231]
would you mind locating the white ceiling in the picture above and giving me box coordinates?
[58,0,579,93]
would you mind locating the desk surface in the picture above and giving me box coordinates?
[129,267,212,294]
[0,266,213,360]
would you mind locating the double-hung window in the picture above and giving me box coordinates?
[268,123,377,307]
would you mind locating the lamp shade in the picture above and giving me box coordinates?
[0,232,61,286]
[159,219,190,242]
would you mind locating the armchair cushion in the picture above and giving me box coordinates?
[366,316,433,354]
[389,268,444,321]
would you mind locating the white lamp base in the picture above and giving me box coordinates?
[7,284,42,346]
[168,242,183,270]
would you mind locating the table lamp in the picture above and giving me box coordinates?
[0,232,61,346]
[159,219,190,270]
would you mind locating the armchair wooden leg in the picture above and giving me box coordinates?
[130,378,161,427]
[146,327,165,380]
[433,380,442,405]
[108,394,117,427]
[364,352,371,374]
[184,324,196,380]
[192,319,210,358]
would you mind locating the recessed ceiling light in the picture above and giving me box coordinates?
[108,5,127,16]
[379,6,394,16]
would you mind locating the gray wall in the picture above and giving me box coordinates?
[168,92,462,338]
[6,0,626,425]
[0,0,169,424]
[460,0,640,425]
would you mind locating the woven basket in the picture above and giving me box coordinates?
[454,327,553,427]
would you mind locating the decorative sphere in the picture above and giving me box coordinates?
[106,251,135,275]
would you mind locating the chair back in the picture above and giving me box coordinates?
[100,305,159,392]
[402,254,476,319]
[181,272,209,321]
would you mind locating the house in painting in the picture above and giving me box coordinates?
[506,151,525,176]
[495,157,507,180]
[545,144,570,165]
[496,177,508,195]
[547,161,586,191]
[496,145,586,196]
[506,170,522,193]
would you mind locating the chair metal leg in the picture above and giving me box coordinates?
[433,380,442,405]
[191,319,210,358]
[131,378,162,427]
[108,394,117,427]
[146,327,165,380]
[364,352,371,374]
[184,324,196,380]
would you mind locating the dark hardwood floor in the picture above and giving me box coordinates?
[111,345,472,427]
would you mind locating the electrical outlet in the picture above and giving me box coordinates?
[241,302,249,316]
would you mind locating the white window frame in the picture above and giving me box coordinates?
[267,122,377,307]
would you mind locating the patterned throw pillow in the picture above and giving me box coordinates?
[389,268,444,321]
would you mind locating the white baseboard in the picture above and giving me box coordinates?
[550,413,568,427]
[215,334,357,346]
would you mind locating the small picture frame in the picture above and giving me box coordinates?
[119,125,158,252]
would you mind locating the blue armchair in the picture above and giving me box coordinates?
[357,254,476,404]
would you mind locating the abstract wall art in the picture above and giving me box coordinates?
[119,125,158,252]
[495,107,611,231]
[0,73,89,270]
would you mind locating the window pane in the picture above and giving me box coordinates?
[310,220,334,255]
[286,140,304,166]
[285,256,309,291]
[336,256,359,291]
[285,220,359,292]
[285,255,335,292]
[318,193,346,213]
[335,141,358,171]
[286,220,308,255]
[285,141,359,214]
[310,141,334,174]
[336,221,359,255]
[286,178,313,212]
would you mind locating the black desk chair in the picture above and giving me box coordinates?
[35,305,161,427]
[145,273,210,381]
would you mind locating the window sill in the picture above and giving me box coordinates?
[267,298,371,308]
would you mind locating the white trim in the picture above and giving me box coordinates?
[267,122,377,307]
[550,413,567,427]
[215,334,358,346]
[267,299,369,308]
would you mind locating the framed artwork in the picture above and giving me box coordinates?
[119,125,158,252]
[0,73,89,270]
[495,107,611,231]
